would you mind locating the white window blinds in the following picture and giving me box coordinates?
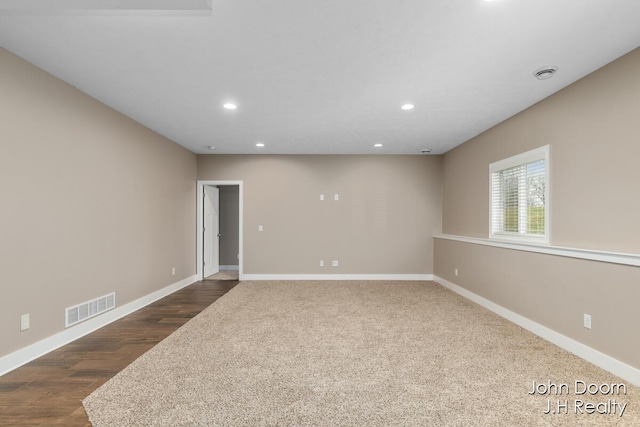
[490,146,549,242]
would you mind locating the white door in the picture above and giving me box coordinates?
[203,186,220,278]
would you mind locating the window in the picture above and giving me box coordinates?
[490,145,549,243]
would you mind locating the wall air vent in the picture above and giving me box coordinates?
[65,292,115,328]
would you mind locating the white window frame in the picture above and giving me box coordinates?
[489,145,550,244]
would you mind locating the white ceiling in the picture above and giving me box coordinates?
[1,0,639,155]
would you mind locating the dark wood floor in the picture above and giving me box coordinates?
[0,280,238,426]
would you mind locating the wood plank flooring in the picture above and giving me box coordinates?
[0,280,238,426]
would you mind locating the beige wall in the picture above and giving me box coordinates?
[198,155,442,275]
[443,47,640,253]
[0,48,197,358]
[434,239,640,368]
[436,47,640,370]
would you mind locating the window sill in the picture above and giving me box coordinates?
[433,234,640,267]
[490,233,549,245]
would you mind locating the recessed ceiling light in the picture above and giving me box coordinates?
[374,143,383,148]
[223,103,237,110]
[256,142,265,147]
[533,66,558,80]
[207,146,216,151]
[421,149,432,154]
[401,104,415,110]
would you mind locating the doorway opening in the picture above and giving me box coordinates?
[196,181,243,281]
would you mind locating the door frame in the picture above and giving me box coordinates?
[196,180,243,281]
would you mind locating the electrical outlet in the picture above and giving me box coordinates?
[334,194,339,201]
[584,314,592,330]
[20,314,29,331]
[258,225,263,232]
[320,194,324,201]
[455,268,459,277]
[332,260,339,267]
[319,260,324,267]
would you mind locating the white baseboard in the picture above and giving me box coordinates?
[433,275,640,387]
[241,274,433,281]
[0,274,198,378]
[220,265,239,271]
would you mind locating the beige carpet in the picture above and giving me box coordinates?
[83,281,640,426]
[205,270,239,281]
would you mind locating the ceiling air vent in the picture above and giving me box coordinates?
[533,66,558,80]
